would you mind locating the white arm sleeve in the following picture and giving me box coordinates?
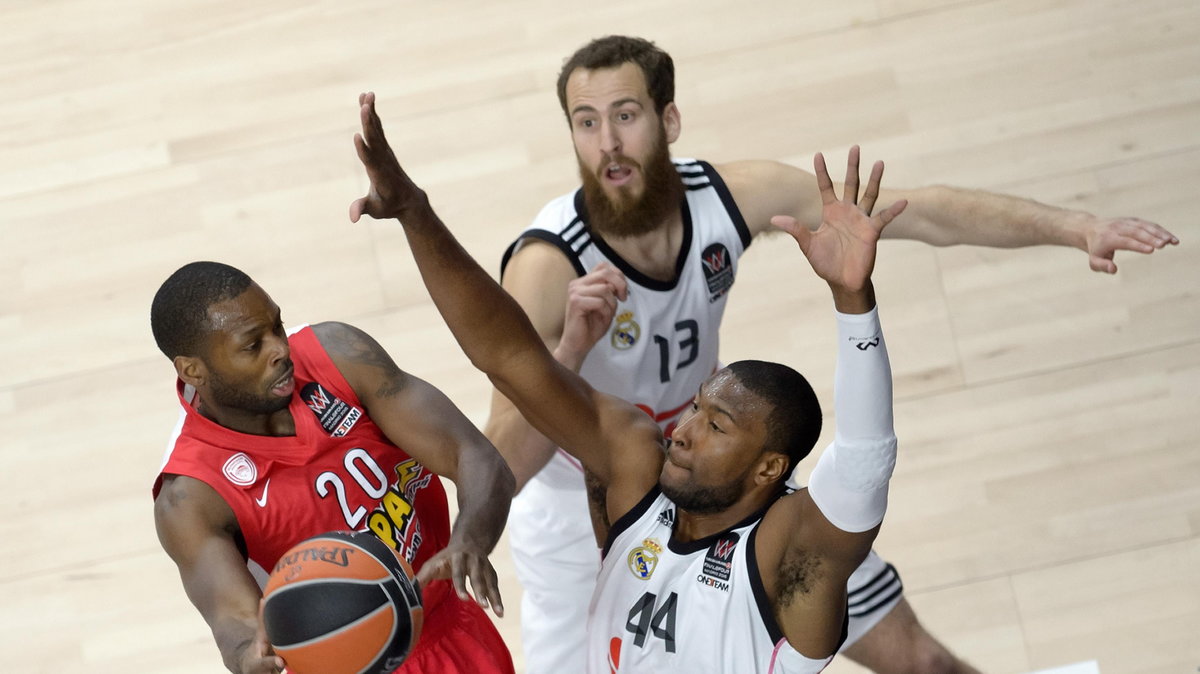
[807,306,897,533]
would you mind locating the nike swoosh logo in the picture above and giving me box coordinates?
[255,479,271,508]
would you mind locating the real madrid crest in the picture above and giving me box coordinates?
[627,538,662,580]
[611,311,640,350]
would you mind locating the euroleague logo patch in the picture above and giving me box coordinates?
[222,452,258,486]
[697,532,739,592]
[699,243,734,303]
[301,382,363,438]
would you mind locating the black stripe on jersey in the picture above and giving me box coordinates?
[562,216,591,250]
[499,229,587,279]
[601,485,664,559]
[846,564,903,617]
[697,160,753,249]
[848,585,903,618]
[745,522,850,651]
[847,562,900,601]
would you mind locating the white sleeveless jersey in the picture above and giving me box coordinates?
[587,488,836,673]
[502,158,752,442]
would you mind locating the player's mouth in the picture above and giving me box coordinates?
[602,161,635,187]
[270,367,295,397]
[664,448,691,471]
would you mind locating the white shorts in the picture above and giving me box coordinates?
[508,454,905,673]
[507,453,597,674]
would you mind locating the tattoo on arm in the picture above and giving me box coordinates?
[322,322,410,399]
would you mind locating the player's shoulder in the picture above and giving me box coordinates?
[528,188,583,232]
[710,159,799,191]
[154,473,239,532]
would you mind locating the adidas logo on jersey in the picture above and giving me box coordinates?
[656,507,675,528]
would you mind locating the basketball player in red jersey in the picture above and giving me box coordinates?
[150,264,516,674]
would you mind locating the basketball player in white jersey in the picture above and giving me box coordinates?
[349,88,908,672]
[488,36,1179,674]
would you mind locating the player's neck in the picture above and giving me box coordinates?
[195,394,297,437]
[672,490,773,543]
[595,210,684,282]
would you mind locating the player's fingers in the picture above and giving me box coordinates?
[1115,223,1167,252]
[771,215,812,255]
[1090,254,1117,274]
[414,553,448,588]
[349,197,366,223]
[875,199,908,231]
[465,555,493,607]
[813,153,836,205]
[449,553,469,601]
[859,161,884,215]
[844,145,861,204]
[477,559,504,617]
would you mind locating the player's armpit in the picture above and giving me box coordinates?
[754,489,878,659]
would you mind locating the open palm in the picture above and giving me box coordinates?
[772,147,907,293]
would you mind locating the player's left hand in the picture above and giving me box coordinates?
[771,146,907,293]
[1082,215,1179,274]
[349,92,428,223]
[416,543,505,618]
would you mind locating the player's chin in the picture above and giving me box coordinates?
[658,461,689,491]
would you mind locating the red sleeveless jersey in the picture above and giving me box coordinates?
[154,324,451,606]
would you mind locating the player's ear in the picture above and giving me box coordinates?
[662,102,681,144]
[174,355,207,388]
[755,451,789,486]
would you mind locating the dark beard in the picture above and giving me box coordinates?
[579,128,683,239]
[661,477,744,515]
[207,362,293,415]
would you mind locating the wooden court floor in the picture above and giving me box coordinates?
[1,0,1197,671]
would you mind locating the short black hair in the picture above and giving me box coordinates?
[556,35,675,119]
[151,261,253,360]
[726,360,823,478]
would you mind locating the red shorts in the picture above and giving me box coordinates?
[397,582,514,674]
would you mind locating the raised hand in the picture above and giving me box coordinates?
[1083,215,1179,274]
[349,92,428,223]
[556,262,629,369]
[415,542,505,618]
[771,146,907,300]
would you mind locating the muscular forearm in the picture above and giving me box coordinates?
[484,338,594,490]
[448,444,515,552]
[213,615,259,673]
[394,199,546,376]
[884,184,1089,249]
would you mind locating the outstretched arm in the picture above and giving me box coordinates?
[349,92,661,521]
[483,253,629,491]
[759,151,902,658]
[721,149,1178,274]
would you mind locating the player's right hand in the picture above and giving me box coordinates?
[557,261,628,367]
[349,91,428,224]
[240,600,286,674]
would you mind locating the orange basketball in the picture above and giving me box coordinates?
[262,531,423,674]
